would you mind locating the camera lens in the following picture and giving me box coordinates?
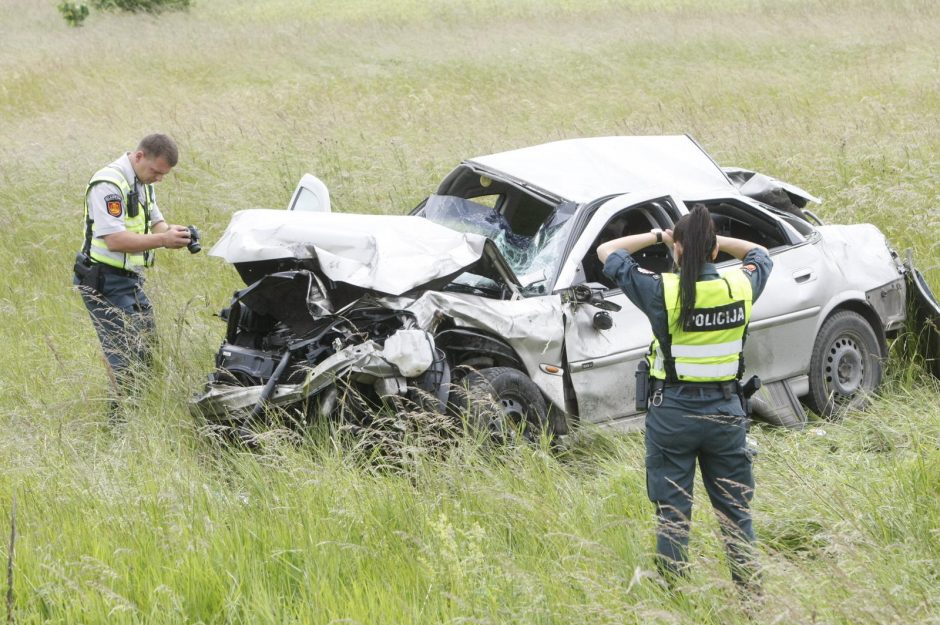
[187,225,202,254]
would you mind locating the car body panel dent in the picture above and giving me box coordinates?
[866,278,907,333]
[723,166,821,209]
[813,223,908,334]
[209,209,494,296]
[380,290,568,410]
[816,224,903,288]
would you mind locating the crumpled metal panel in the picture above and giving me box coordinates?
[208,209,489,295]
[866,278,907,333]
[723,166,821,208]
[193,340,402,421]
[192,383,303,420]
[816,224,905,313]
[300,340,399,392]
[380,291,568,409]
[235,270,333,337]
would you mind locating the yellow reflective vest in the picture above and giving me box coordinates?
[649,270,753,382]
[83,165,155,271]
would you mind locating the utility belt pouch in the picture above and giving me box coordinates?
[73,252,102,291]
[739,375,762,415]
[635,359,650,411]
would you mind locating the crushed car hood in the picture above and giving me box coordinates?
[209,209,520,296]
[467,135,734,203]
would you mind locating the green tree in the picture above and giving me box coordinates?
[91,0,191,13]
[57,1,90,26]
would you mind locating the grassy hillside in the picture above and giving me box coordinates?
[0,0,938,622]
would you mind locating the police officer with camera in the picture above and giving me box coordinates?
[73,134,200,418]
[597,204,773,591]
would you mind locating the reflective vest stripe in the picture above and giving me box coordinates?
[670,339,744,358]
[83,165,153,271]
[674,360,742,378]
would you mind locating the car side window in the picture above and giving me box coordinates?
[580,200,676,288]
[693,199,798,263]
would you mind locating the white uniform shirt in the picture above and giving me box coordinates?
[87,153,165,237]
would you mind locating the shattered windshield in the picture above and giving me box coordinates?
[419,195,576,294]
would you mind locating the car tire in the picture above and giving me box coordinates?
[806,311,883,419]
[452,366,550,442]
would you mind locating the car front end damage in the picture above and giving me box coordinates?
[190,209,567,431]
[191,269,451,426]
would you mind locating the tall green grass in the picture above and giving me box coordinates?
[1,0,938,622]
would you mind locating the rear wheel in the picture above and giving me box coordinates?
[452,366,550,442]
[807,311,883,418]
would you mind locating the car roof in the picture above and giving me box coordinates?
[467,135,735,204]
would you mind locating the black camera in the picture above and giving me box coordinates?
[187,225,201,254]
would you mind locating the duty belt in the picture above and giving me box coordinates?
[651,379,739,400]
[96,263,142,280]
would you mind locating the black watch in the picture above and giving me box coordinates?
[651,228,663,244]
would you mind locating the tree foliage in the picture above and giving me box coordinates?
[57,1,90,26]
[91,0,191,13]
[57,0,190,26]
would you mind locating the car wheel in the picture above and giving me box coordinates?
[807,311,883,418]
[452,366,550,442]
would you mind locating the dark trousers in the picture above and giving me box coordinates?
[644,388,757,585]
[75,271,156,396]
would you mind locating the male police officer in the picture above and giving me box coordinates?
[73,134,191,416]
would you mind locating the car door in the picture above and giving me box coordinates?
[287,174,331,212]
[556,192,683,426]
[698,197,828,386]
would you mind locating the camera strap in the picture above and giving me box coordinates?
[139,177,155,266]
[82,208,94,257]
[124,168,155,266]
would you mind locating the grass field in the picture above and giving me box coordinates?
[1,0,939,622]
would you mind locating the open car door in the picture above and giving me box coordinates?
[287,174,331,213]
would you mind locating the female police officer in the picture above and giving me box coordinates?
[597,204,773,589]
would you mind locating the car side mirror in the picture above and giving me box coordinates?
[562,284,622,312]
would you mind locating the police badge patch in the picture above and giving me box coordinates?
[104,193,123,217]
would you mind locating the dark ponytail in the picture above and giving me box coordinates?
[671,204,717,328]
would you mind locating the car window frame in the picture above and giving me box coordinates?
[554,192,684,292]
[683,196,819,269]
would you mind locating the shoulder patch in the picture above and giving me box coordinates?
[636,267,662,280]
[741,263,757,276]
[104,193,123,218]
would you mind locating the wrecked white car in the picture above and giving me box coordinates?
[191,136,939,434]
